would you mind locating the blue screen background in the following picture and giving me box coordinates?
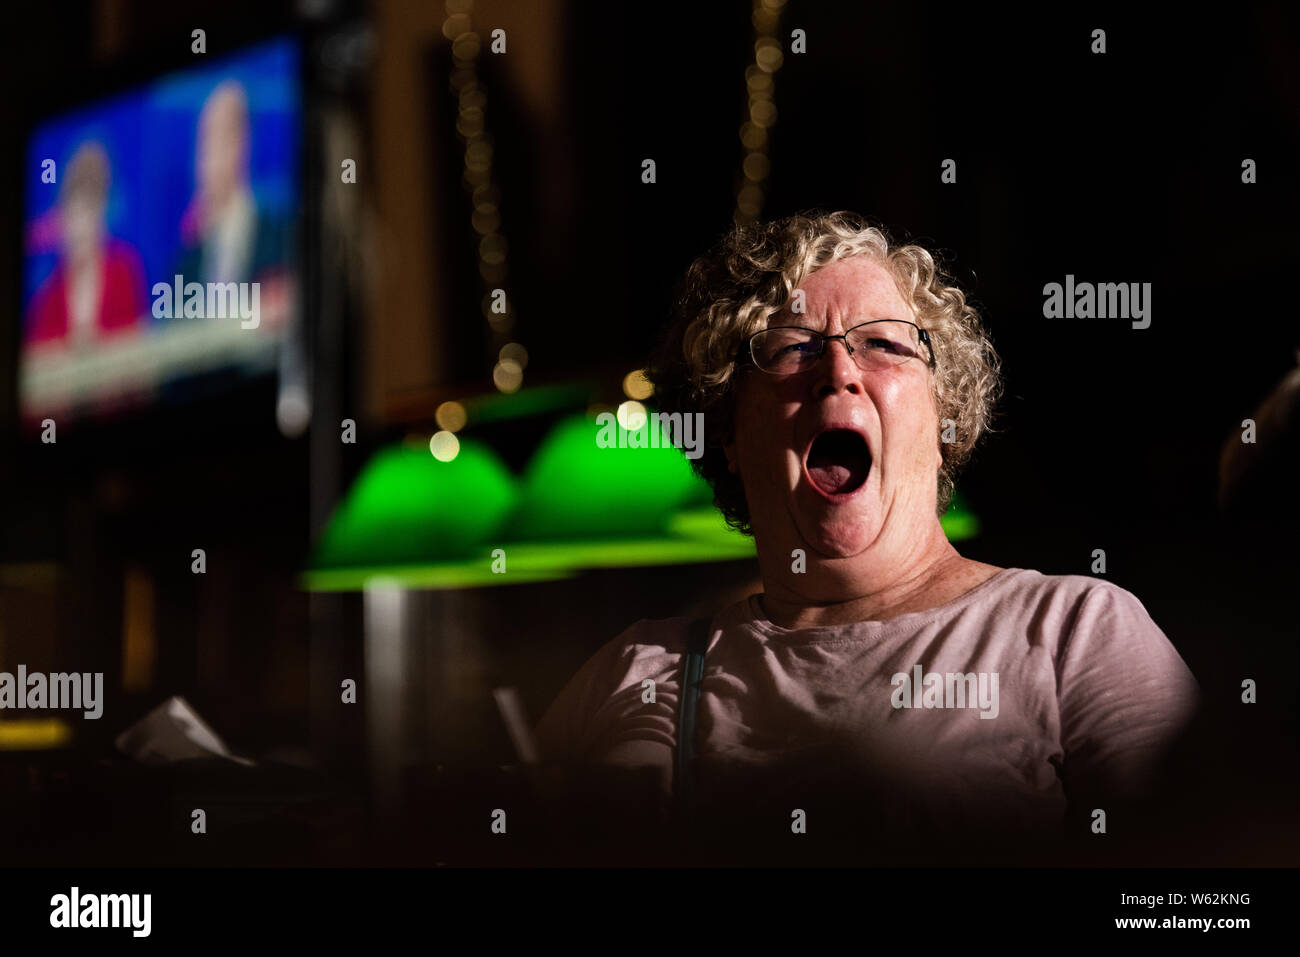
[21,36,301,330]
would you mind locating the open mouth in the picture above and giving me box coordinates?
[805,429,871,496]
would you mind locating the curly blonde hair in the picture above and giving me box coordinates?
[646,210,1002,534]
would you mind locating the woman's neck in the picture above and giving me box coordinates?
[758,541,1000,629]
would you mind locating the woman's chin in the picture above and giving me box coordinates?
[799,513,878,559]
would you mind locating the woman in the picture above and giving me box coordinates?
[534,211,1199,861]
[25,141,148,350]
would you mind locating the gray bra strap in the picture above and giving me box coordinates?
[674,617,711,816]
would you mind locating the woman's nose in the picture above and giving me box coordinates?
[815,338,863,394]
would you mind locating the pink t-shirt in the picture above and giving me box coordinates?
[534,567,1201,841]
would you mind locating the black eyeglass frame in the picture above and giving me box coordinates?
[737,319,937,373]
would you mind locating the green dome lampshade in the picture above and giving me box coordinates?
[311,439,518,568]
[511,412,711,539]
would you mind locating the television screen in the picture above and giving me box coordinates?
[19,36,301,424]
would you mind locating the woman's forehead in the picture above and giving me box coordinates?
[778,256,913,325]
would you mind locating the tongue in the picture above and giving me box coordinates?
[808,462,856,494]
[807,431,870,495]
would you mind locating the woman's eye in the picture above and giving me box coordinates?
[865,338,910,355]
[776,340,815,356]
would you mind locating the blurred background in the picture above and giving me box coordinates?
[0,0,1297,865]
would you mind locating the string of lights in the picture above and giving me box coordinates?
[437,0,785,443]
[735,0,786,225]
[429,0,534,460]
[441,0,527,403]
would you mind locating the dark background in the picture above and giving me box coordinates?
[0,0,1296,865]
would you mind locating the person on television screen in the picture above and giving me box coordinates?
[25,141,148,350]
[533,211,1201,859]
[174,80,289,292]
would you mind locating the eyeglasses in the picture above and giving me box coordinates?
[742,319,936,375]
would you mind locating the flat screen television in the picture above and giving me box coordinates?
[18,36,302,428]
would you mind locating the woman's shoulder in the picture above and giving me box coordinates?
[973,565,1189,669]
[576,616,698,682]
[951,563,1173,645]
[973,563,1150,607]
[533,617,694,762]
[574,597,758,683]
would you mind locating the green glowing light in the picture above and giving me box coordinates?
[511,413,708,539]
[311,439,518,568]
